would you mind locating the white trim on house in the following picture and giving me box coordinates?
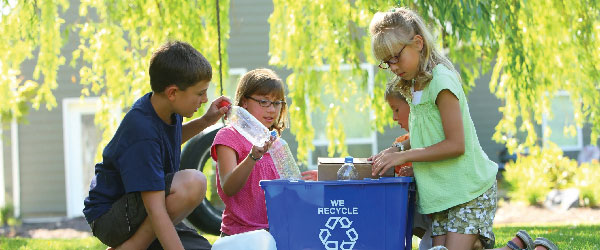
[542,90,583,151]
[306,63,378,169]
[11,117,20,217]
[62,97,101,218]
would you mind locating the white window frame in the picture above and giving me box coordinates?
[62,97,107,218]
[542,91,583,151]
[306,63,377,169]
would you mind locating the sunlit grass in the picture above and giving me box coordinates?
[1,224,598,249]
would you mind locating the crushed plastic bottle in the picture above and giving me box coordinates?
[269,131,301,180]
[219,100,271,146]
[337,156,359,180]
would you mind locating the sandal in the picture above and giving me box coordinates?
[506,230,534,250]
[534,237,559,250]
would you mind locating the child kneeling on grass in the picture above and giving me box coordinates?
[83,41,230,250]
[369,7,558,250]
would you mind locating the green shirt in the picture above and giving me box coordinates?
[408,64,497,214]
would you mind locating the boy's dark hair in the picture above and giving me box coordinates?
[149,41,212,92]
[384,82,407,103]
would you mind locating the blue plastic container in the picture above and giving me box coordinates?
[260,177,415,250]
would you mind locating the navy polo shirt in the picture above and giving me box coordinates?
[83,92,182,223]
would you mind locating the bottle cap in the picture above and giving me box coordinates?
[218,100,231,108]
[344,156,353,163]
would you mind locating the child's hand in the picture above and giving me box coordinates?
[368,147,397,162]
[371,151,407,176]
[204,96,232,124]
[301,170,318,181]
[249,139,273,161]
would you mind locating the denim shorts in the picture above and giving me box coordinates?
[90,173,174,247]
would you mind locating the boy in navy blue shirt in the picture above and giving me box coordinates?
[83,41,230,250]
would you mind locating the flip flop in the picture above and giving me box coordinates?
[534,237,559,250]
[506,230,534,250]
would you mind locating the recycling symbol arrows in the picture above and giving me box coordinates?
[319,216,359,250]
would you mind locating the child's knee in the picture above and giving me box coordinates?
[186,170,207,196]
[175,169,207,198]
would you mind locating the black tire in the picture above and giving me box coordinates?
[180,125,223,235]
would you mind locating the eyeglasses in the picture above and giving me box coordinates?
[378,45,407,69]
[246,96,286,108]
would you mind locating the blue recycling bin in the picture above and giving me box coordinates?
[260,177,415,250]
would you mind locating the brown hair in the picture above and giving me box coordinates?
[149,41,212,92]
[384,81,407,103]
[234,68,288,134]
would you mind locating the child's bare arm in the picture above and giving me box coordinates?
[141,190,184,250]
[181,96,231,143]
[217,141,272,196]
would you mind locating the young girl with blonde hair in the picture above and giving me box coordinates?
[369,7,557,250]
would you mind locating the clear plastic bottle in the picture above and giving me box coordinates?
[220,101,271,146]
[337,156,359,180]
[269,131,301,180]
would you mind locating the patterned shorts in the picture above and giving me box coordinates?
[431,182,497,247]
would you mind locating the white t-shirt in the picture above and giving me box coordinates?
[411,85,423,104]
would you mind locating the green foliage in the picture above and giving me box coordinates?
[1,1,230,153]
[270,0,600,162]
[73,0,230,152]
[0,0,68,122]
[573,161,600,207]
[504,147,554,205]
[3,1,599,164]
[0,203,18,227]
[504,143,600,206]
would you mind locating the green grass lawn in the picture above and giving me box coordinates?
[1,224,598,249]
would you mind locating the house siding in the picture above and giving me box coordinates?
[229,0,300,153]
[467,71,504,162]
[13,3,82,217]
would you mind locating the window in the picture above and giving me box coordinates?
[307,64,377,169]
[542,91,582,151]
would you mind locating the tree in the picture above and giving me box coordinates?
[0,0,69,122]
[73,0,230,148]
[0,0,230,149]
[269,0,600,161]
[2,0,599,163]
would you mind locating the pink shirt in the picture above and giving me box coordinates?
[210,126,280,235]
